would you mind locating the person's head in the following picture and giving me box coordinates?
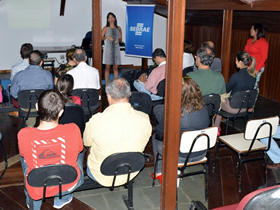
[66,48,76,63]
[106,12,118,27]
[29,50,43,66]
[181,77,204,113]
[201,41,215,55]
[152,48,166,65]
[105,78,131,105]
[73,48,87,63]
[236,51,257,78]
[20,43,33,59]
[184,40,194,53]
[250,23,265,40]
[195,47,214,68]
[55,74,74,102]
[37,90,64,122]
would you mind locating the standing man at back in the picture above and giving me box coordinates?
[84,78,152,186]
[67,48,100,90]
[10,43,33,81]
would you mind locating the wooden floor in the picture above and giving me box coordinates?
[0,96,280,209]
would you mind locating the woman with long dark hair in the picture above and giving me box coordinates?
[102,12,122,85]
[244,23,268,89]
[152,77,209,182]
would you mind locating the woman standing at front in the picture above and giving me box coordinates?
[102,12,122,85]
[244,23,268,89]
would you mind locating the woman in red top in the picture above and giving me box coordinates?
[244,23,269,88]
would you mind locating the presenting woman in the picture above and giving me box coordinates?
[102,12,122,85]
[244,23,268,89]
[214,51,256,130]
[152,77,210,183]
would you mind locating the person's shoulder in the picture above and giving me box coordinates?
[60,123,80,132]
[18,127,34,138]
[258,38,269,45]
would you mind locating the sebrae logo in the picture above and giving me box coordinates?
[130,23,150,36]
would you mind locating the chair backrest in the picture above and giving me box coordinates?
[129,91,152,115]
[71,88,99,115]
[156,79,166,97]
[101,152,145,176]
[202,94,221,117]
[244,116,279,140]
[229,89,258,109]
[18,89,45,110]
[27,164,77,187]
[182,66,194,77]
[179,127,218,153]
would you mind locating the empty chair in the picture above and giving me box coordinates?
[218,116,279,192]
[217,89,258,135]
[71,88,99,120]
[129,91,152,115]
[17,89,44,128]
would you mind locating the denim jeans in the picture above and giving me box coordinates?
[133,80,163,101]
[260,126,280,164]
[21,150,84,210]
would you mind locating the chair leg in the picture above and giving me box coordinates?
[123,181,133,210]
[264,154,267,186]
[0,140,8,179]
[213,141,220,172]
[152,153,159,187]
[225,118,229,135]
[238,157,243,193]
[204,164,208,202]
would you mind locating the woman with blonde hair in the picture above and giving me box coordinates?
[152,77,210,183]
[214,51,256,130]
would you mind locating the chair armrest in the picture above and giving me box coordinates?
[143,153,152,162]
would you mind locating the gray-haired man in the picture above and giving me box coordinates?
[83,78,152,187]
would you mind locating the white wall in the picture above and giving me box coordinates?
[0,0,167,70]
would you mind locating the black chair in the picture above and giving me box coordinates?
[152,79,165,106]
[75,152,148,210]
[27,164,78,208]
[203,93,221,124]
[218,89,258,135]
[17,89,45,128]
[59,104,85,134]
[0,132,8,179]
[129,92,152,115]
[182,66,194,77]
[71,88,99,120]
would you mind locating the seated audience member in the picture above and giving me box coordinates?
[214,51,256,129]
[201,41,222,73]
[182,40,195,70]
[10,50,54,104]
[84,78,152,187]
[54,48,77,84]
[67,48,100,90]
[152,77,210,181]
[10,43,33,81]
[133,48,166,101]
[187,47,226,96]
[18,90,84,209]
[260,126,280,169]
[56,74,85,133]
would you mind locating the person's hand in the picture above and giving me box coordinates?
[138,73,148,82]
[106,36,113,41]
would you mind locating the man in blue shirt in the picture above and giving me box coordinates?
[10,50,54,99]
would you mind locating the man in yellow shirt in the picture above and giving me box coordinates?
[83,78,152,187]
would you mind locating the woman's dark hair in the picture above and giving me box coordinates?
[20,43,33,59]
[184,40,194,53]
[55,74,74,103]
[106,12,118,27]
[236,51,257,78]
[181,77,204,113]
[66,48,75,62]
[38,90,64,121]
[252,23,265,39]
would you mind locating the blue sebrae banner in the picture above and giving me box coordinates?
[125,5,155,58]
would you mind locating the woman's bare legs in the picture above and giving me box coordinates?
[104,64,111,85]
[113,65,119,79]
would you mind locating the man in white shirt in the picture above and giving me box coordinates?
[67,48,100,90]
[10,43,33,81]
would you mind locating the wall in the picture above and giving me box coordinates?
[0,0,167,70]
